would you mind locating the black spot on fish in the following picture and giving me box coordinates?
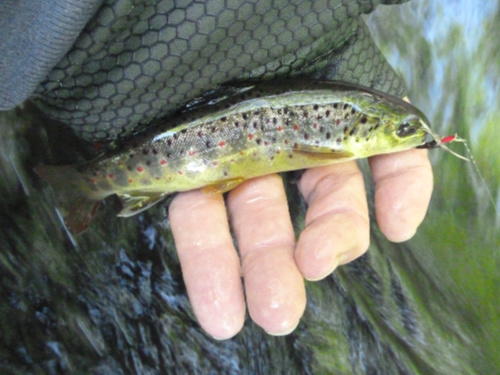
[242,113,248,120]
[293,143,299,149]
[368,126,373,132]
[234,121,239,127]
[167,152,172,158]
[142,148,149,155]
[253,121,258,129]
[221,116,227,122]
[271,137,277,143]
[211,126,216,133]
[349,128,357,136]
[343,103,349,110]
[129,154,134,159]
[173,134,178,140]
[256,139,262,145]
[181,129,188,134]
[313,104,319,110]
[304,133,310,140]
[343,126,349,134]
[336,137,342,143]
[197,131,203,137]
[333,103,338,109]
[351,108,356,115]
[319,126,325,133]
[361,115,368,124]
[152,148,158,155]
[325,110,331,117]
[146,160,152,166]
[326,132,331,140]
[277,108,283,115]
[374,123,380,130]
[303,110,308,117]
[127,165,133,171]
[272,117,278,124]
[254,110,260,115]
[167,139,172,147]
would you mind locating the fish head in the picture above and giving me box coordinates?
[346,102,433,158]
[382,113,430,150]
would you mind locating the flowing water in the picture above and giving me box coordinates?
[0,1,499,374]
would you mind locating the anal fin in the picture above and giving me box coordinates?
[117,192,168,217]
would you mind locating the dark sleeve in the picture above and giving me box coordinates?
[0,0,103,110]
[1,0,410,141]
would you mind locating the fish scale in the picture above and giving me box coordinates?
[35,79,436,234]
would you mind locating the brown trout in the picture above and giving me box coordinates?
[35,79,440,234]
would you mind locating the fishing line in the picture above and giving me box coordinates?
[419,133,499,217]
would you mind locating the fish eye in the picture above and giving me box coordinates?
[396,122,417,137]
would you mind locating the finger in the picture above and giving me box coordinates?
[169,190,245,340]
[296,161,370,280]
[227,174,305,335]
[369,148,433,242]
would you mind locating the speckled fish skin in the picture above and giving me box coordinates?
[35,79,433,234]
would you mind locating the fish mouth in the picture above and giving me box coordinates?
[416,132,439,149]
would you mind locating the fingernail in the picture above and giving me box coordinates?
[303,256,339,282]
[265,321,300,336]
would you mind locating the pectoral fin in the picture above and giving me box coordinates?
[117,193,168,217]
[294,144,354,160]
[202,177,246,195]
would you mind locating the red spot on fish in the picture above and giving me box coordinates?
[219,141,226,147]
[284,139,290,144]
[189,150,195,156]
[264,141,270,146]
[178,171,183,175]
[441,135,455,143]
[277,126,283,131]
[293,124,299,131]
[90,178,96,184]
[108,174,114,179]
[276,150,281,154]
[137,166,144,172]
[160,159,167,165]
[129,178,133,183]
[212,161,218,166]
[336,119,341,125]
[313,123,318,129]
[248,134,254,140]
[239,151,244,156]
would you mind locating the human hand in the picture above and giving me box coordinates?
[169,148,433,339]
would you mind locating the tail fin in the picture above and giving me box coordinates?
[34,165,101,234]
